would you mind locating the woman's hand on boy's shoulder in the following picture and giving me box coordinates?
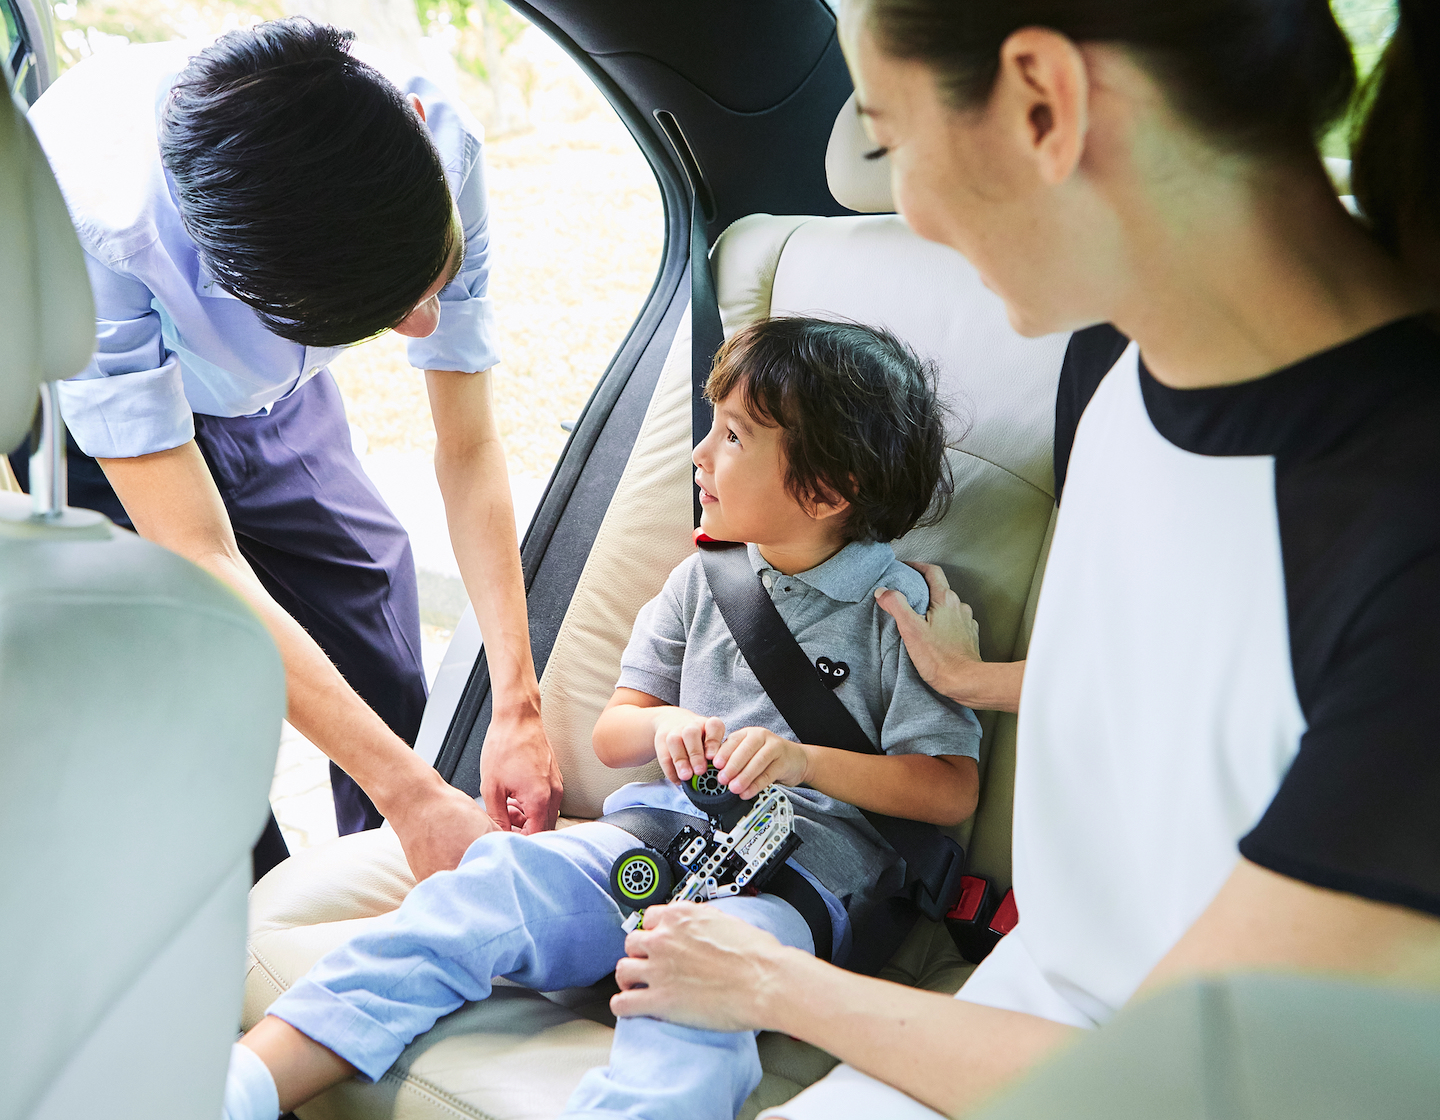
[876,562,982,693]
[714,727,810,799]
[653,708,727,783]
[877,562,1024,713]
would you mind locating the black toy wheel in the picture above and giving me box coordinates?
[609,847,673,910]
[683,764,742,818]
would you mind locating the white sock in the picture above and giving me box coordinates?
[222,1041,281,1120]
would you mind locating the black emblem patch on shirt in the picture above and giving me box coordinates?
[815,657,850,689]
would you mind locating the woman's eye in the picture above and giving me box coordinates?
[863,145,890,161]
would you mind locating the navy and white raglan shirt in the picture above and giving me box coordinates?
[957,317,1440,1029]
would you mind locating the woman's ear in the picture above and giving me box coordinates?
[994,27,1089,187]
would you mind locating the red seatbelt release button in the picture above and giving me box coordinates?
[988,889,1019,937]
[946,875,990,924]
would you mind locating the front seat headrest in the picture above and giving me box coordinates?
[0,86,96,452]
[826,91,896,214]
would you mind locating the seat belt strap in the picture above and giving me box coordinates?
[601,807,705,857]
[691,200,724,528]
[697,541,967,927]
[599,806,833,962]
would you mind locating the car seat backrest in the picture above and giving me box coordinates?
[536,97,1067,894]
[0,81,94,454]
[0,88,286,1120]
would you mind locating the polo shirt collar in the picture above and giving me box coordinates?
[746,539,895,604]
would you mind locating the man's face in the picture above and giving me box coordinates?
[393,214,464,339]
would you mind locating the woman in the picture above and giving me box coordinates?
[609,1,1440,1116]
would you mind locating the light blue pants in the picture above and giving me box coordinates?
[268,822,818,1120]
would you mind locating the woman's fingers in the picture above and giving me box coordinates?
[907,560,952,600]
[609,902,776,1032]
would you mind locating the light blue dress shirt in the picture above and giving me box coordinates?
[28,39,499,459]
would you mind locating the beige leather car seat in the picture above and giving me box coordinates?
[241,93,1067,1119]
[0,86,286,1120]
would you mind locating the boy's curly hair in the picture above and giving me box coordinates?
[705,316,954,543]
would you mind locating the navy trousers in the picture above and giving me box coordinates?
[11,372,428,869]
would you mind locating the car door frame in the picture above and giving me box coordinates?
[2,0,55,106]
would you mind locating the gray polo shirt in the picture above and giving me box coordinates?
[608,540,981,929]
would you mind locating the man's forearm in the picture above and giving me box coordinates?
[761,951,1078,1117]
[429,377,539,719]
[199,546,444,809]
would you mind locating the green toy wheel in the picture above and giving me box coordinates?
[609,847,673,910]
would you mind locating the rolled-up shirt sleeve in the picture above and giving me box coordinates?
[406,137,500,375]
[58,251,194,458]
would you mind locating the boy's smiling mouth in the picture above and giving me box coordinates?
[695,473,717,504]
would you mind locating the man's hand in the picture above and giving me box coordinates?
[876,562,1023,713]
[653,709,726,783]
[480,708,563,834]
[714,727,808,798]
[612,902,792,1032]
[385,774,496,881]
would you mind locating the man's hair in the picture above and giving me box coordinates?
[705,317,953,543]
[159,18,457,347]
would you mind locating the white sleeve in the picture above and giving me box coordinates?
[758,1064,947,1120]
[956,924,1099,1029]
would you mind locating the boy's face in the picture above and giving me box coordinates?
[693,390,843,550]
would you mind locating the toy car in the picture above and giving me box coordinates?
[609,767,802,928]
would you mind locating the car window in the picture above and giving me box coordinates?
[327,8,662,688]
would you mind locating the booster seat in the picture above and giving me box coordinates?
[241,93,1069,1120]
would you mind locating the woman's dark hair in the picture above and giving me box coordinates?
[1350,0,1440,275]
[705,316,953,544]
[860,0,1356,159]
[159,18,457,347]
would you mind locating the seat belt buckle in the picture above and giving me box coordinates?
[910,836,966,923]
[944,878,1018,963]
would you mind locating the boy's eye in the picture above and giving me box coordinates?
[726,428,740,445]
[863,145,890,161]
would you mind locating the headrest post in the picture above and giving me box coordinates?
[28,381,67,520]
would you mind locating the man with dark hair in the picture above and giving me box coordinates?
[17,18,561,879]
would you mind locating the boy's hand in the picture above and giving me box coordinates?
[654,709,727,783]
[714,728,810,798]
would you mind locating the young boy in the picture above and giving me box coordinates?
[224,317,982,1120]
